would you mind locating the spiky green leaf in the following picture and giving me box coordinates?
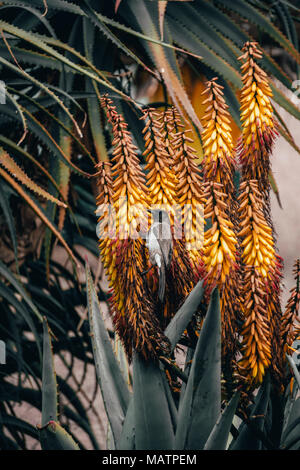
[164,279,205,352]
[85,263,131,447]
[204,392,240,450]
[41,317,57,426]
[175,288,221,450]
[133,352,175,450]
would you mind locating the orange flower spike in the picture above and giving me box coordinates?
[201,78,236,194]
[101,95,149,215]
[95,161,125,347]
[141,107,199,320]
[202,181,240,364]
[165,107,204,264]
[237,179,282,386]
[237,42,279,194]
[142,108,178,208]
[203,181,238,288]
[99,96,171,360]
[237,180,276,282]
[238,265,272,387]
[237,43,284,387]
[95,161,115,275]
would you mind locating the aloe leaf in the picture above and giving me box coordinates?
[0,1,57,37]
[0,101,92,177]
[197,0,292,88]
[215,0,300,64]
[127,0,203,132]
[10,0,82,15]
[56,63,72,235]
[41,317,57,426]
[0,167,78,266]
[229,375,271,450]
[83,19,109,163]
[287,354,300,389]
[0,148,66,208]
[0,185,18,270]
[39,321,80,450]
[0,20,137,107]
[0,45,66,71]
[269,170,282,209]
[81,0,155,76]
[21,109,92,177]
[114,333,132,389]
[0,259,42,323]
[204,392,240,450]
[62,405,99,450]
[178,347,194,409]
[158,1,167,40]
[271,82,300,121]
[85,263,131,447]
[196,0,247,46]
[168,2,238,69]
[133,352,175,450]
[273,1,299,64]
[175,288,221,450]
[0,55,82,138]
[39,421,79,450]
[166,16,242,89]
[119,398,135,450]
[0,283,41,360]
[164,279,205,352]
[1,414,39,441]
[5,90,27,144]
[161,372,178,433]
[281,396,300,449]
[281,379,299,444]
[44,202,56,283]
[94,9,203,62]
[0,135,72,202]
[43,149,59,279]
[8,85,96,164]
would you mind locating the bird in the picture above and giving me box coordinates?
[145,208,173,302]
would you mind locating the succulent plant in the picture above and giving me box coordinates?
[1,1,300,451]
[37,264,300,450]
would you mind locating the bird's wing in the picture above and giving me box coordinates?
[151,222,173,267]
[157,238,172,267]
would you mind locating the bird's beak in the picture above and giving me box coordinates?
[147,209,152,214]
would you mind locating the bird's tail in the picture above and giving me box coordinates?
[158,261,166,302]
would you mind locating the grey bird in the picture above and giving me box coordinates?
[146,209,173,302]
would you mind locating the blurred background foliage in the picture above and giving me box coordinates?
[0,0,300,449]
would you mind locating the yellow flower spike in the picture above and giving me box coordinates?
[98,95,170,361]
[237,41,279,199]
[140,107,199,325]
[202,181,239,363]
[142,108,178,210]
[201,78,236,196]
[160,106,204,270]
[237,177,284,386]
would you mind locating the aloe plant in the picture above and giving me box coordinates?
[1,0,300,451]
[43,264,298,450]
[34,263,300,450]
[38,318,79,450]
